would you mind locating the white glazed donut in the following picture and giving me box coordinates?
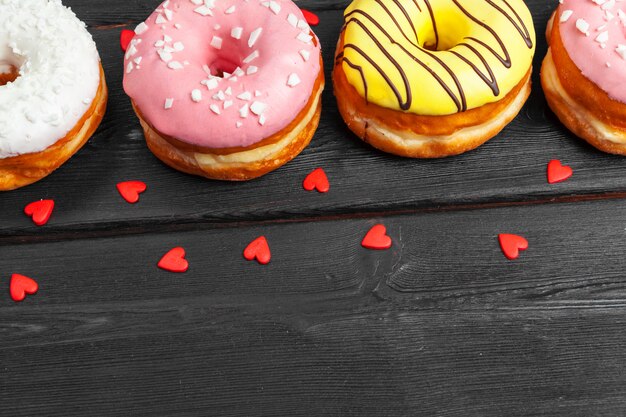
[0,0,107,191]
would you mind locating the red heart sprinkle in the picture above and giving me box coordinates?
[24,200,54,226]
[10,274,39,302]
[362,224,392,250]
[117,181,147,204]
[303,168,330,193]
[547,159,573,184]
[120,29,135,52]
[244,236,271,265]
[498,234,528,260]
[301,9,320,26]
[158,247,189,273]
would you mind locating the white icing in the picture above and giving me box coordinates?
[0,0,101,158]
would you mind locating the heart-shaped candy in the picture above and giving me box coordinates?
[301,9,320,26]
[10,274,39,302]
[117,181,147,204]
[120,29,134,52]
[498,234,528,260]
[362,224,392,250]
[303,168,330,193]
[244,236,271,265]
[24,200,55,226]
[158,247,189,273]
[547,160,573,184]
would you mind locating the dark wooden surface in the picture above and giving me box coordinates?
[2,0,626,415]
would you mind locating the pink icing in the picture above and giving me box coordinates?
[123,0,321,149]
[558,0,626,104]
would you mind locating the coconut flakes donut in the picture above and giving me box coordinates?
[333,0,536,158]
[542,0,626,155]
[123,0,324,181]
[0,0,107,191]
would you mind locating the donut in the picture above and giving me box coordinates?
[123,0,324,181]
[541,1,626,155]
[333,0,536,158]
[0,0,107,191]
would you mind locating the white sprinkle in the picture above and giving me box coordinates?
[225,87,233,96]
[210,36,223,49]
[269,1,281,14]
[236,121,243,128]
[173,42,185,51]
[155,40,165,47]
[619,9,626,26]
[164,34,172,42]
[576,19,590,36]
[224,100,233,109]
[243,50,259,63]
[239,104,249,118]
[259,114,266,125]
[168,61,184,70]
[225,5,236,14]
[164,98,174,109]
[287,73,301,87]
[214,24,221,30]
[134,57,143,65]
[287,13,298,27]
[213,90,226,101]
[126,62,134,74]
[156,13,167,24]
[602,0,615,11]
[299,49,310,61]
[248,28,263,47]
[596,31,609,44]
[158,50,173,62]
[560,10,573,23]
[175,23,182,29]
[247,66,258,75]
[190,0,203,4]
[231,27,243,39]
[617,44,626,60]
[205,78,219,90]
[233,67,245,77]
[297,20,309,30]
[237,92,252,101]
[125,44,138,58]
[210,104,221,114]
[191,89,202,102]
[164,8,173,20]
[250,101,267,115]
[255,90,263,97]
[194,6,213,16]
[135,22,149,34]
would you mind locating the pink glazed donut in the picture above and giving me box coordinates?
[123,0,324,180]
[541,0,626,155]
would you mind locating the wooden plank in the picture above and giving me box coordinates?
[3,0,626,234]
[66,0,352,27]
[0,0,626,236]
[3,199,626,415]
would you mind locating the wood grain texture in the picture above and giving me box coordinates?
[3,199,626,416]
[2,0,626,235]
[4,1,626,416]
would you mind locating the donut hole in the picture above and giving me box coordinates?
[208,57,240,78]
[419,13,471,52]
[0,64,19,86]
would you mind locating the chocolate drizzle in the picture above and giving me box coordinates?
[337,0,533,113]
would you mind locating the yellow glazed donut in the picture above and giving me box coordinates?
[333,0,536,158]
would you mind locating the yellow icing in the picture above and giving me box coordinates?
[340,0,536,115]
